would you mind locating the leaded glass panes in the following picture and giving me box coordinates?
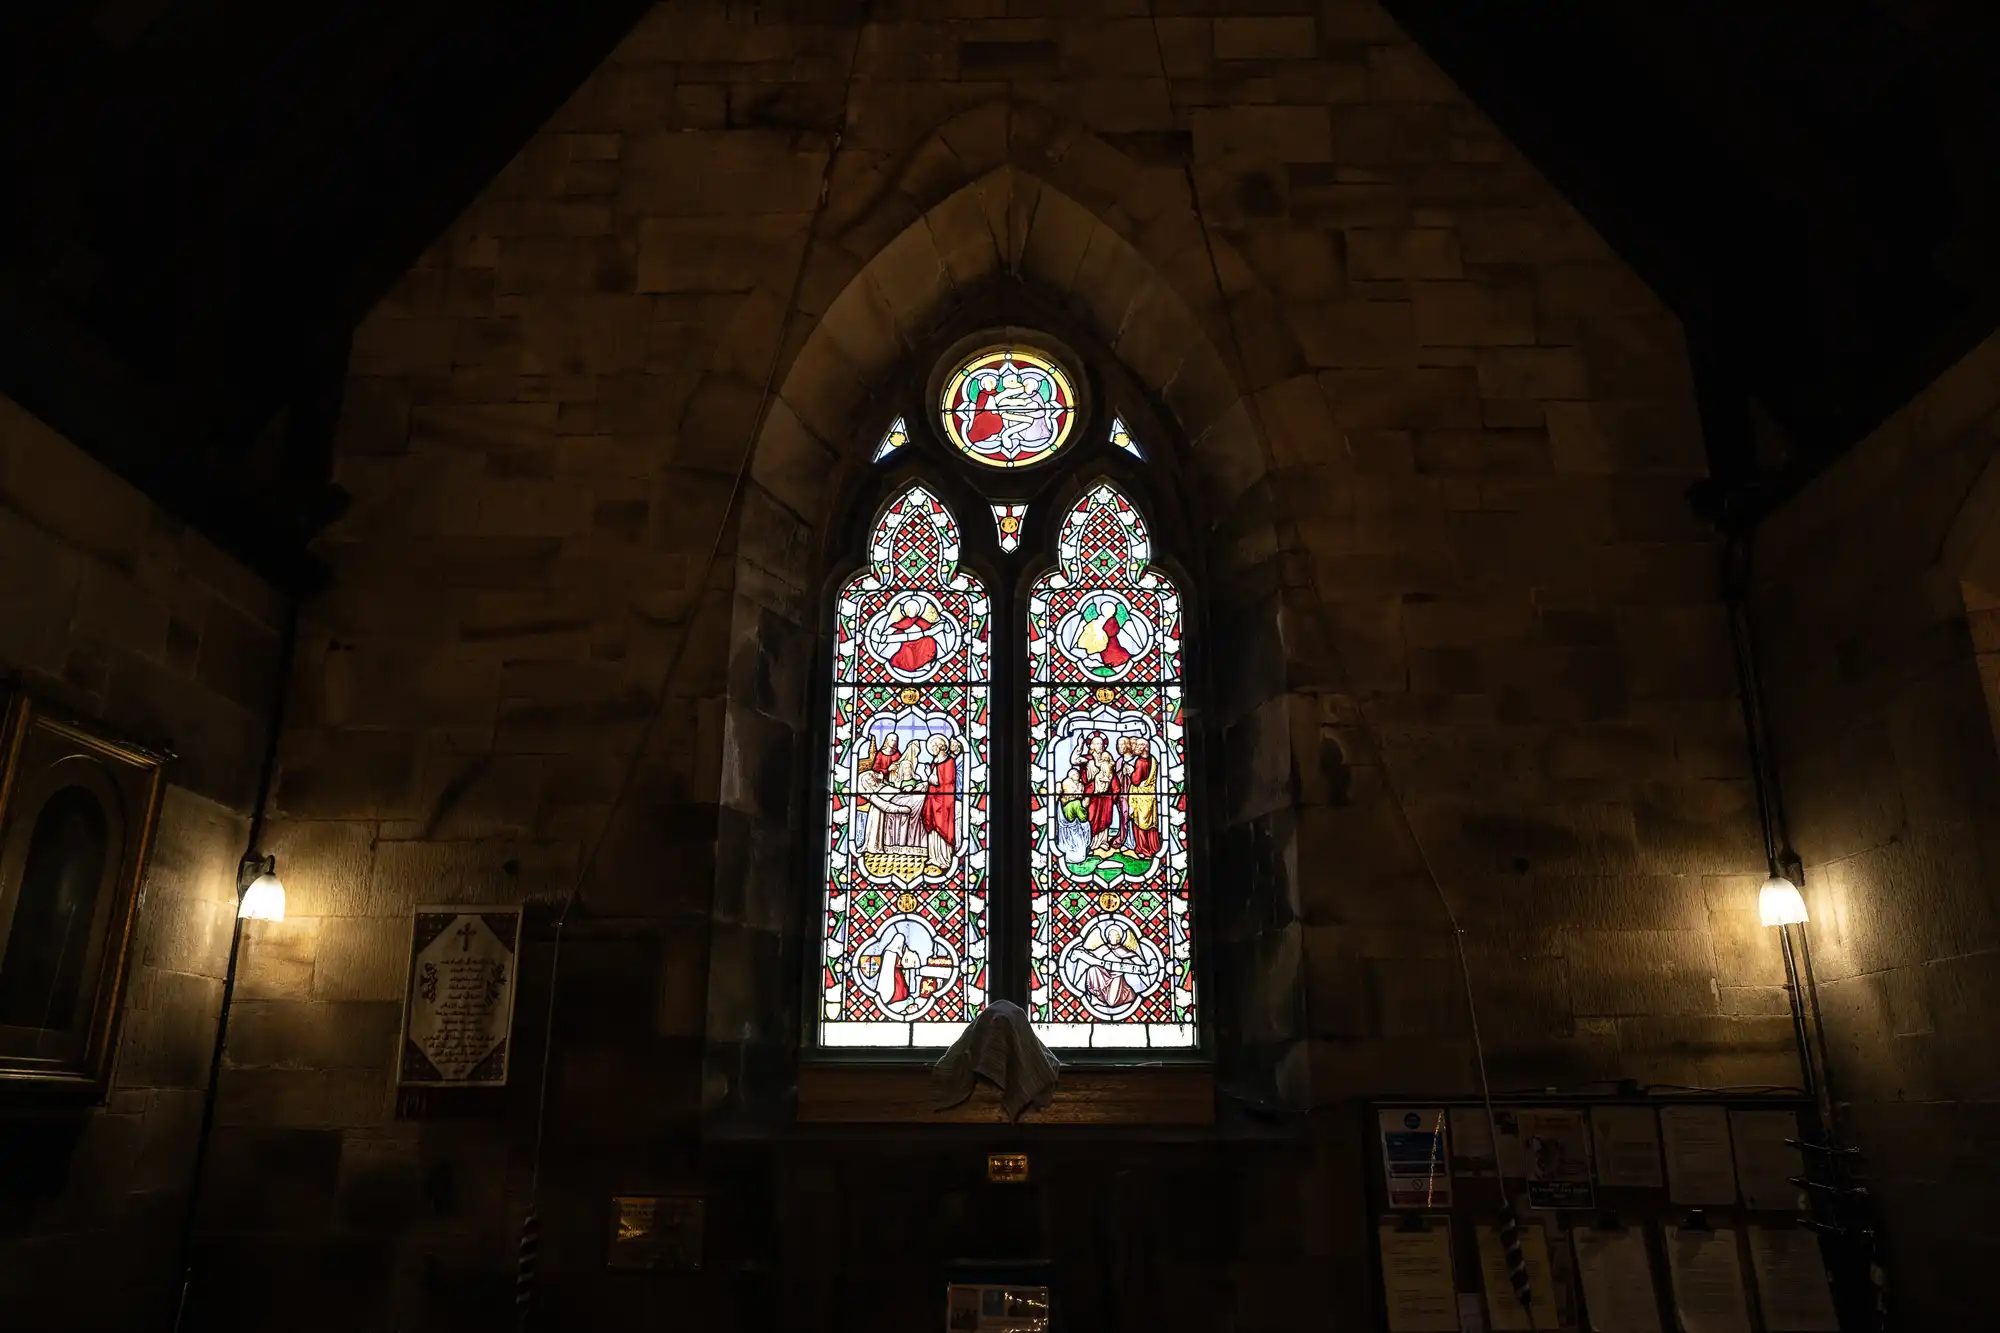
[1027,483,1194,1048]
[939,345,1077,468]
[1109,417,1145,460]
[871,416,909,463]
[991,503,1026,554]
[821,486,990,1048]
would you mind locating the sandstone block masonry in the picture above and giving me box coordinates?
[1751,332,2000,1327]
[0,394,285,1327]
[198,3,1791,1329]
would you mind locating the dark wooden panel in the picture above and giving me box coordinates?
[796,1064,1214,1125]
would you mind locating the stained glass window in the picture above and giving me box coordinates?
[940,345,1077,468]
[821,485,990,1047]
[1109,417,1145,460]
[872,416,909,463]
[817,333,1202,1060]
[991,503,1026,554]
[1027,483,1193,1048]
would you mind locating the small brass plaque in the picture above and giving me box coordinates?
[987,1152,1030,1184]
[948,1283,1050,1331]
[607,1194,703,1270]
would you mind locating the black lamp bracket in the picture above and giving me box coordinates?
[237,853,275,893]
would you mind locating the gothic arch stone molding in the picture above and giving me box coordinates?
[701,100,1320,1121]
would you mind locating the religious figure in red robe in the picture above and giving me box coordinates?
[877,923,917,1006]
[966,375,1004,444]
[1081,732,1123,856]
[884,597,940,673]
[861,918,953,1014]
[919,735,961,871]
[1075,599,1132,674]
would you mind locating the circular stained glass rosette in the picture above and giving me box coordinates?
[939,345,1076,468]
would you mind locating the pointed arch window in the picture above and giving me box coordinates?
[821,486,990,1048]
[816,335,1198,1056]
[1028,485,1192,1048]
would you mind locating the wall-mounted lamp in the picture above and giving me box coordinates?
[174,849,284,1329]
[1722,538,1881,1324]
[1761,864,1829,1120]
[238,855,286,922]
[173,599,302,1331]
[1759,873,1809,928]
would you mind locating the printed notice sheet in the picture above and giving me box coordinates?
[1660,1106,1737,1205]
[1379,1219,1460,1332]
[1590,1106,1664,1189]
[1382,1108,1454,1209]
[1518,1108,1595,1209]
[1571,1225,1663,1333]
[1729,1110,1806,1212]
[1747,1227,1839,1332]
[1476,1223,1561,1331]
[1664,1226,1753,1333]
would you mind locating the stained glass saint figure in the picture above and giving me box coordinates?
[940,346,1076,468]
[1027,483,1193,1048]
[821,486,990,1047]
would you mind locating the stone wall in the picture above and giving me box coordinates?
[0,394,285,1329]
[1751,332,2000,1326]
[199,3,1790,1328]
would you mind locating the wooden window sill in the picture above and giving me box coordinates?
[796,1063,1213,1126]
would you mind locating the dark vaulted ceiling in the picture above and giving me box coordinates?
[2,0,1995,583]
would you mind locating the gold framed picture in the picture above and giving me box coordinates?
[0,689,168,1093]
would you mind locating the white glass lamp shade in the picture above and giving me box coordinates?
[239,870,287,922]
[1758,874,1808,927]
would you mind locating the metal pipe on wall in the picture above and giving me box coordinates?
[169,597,300,1332]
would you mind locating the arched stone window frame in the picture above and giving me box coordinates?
[704,107,1315,1128]
[803,308,1213,1067]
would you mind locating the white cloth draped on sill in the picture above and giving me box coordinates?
[929,1000,1061,1121]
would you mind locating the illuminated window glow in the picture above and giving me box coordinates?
[992,503,1027,554]
[939,346,1077,469]
[820,486,990,1048]
[1109,417,1144,459]
[872,416,910,463]
[1027,483,1193,1048]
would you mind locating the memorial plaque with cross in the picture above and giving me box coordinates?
[399,906,523,1086]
